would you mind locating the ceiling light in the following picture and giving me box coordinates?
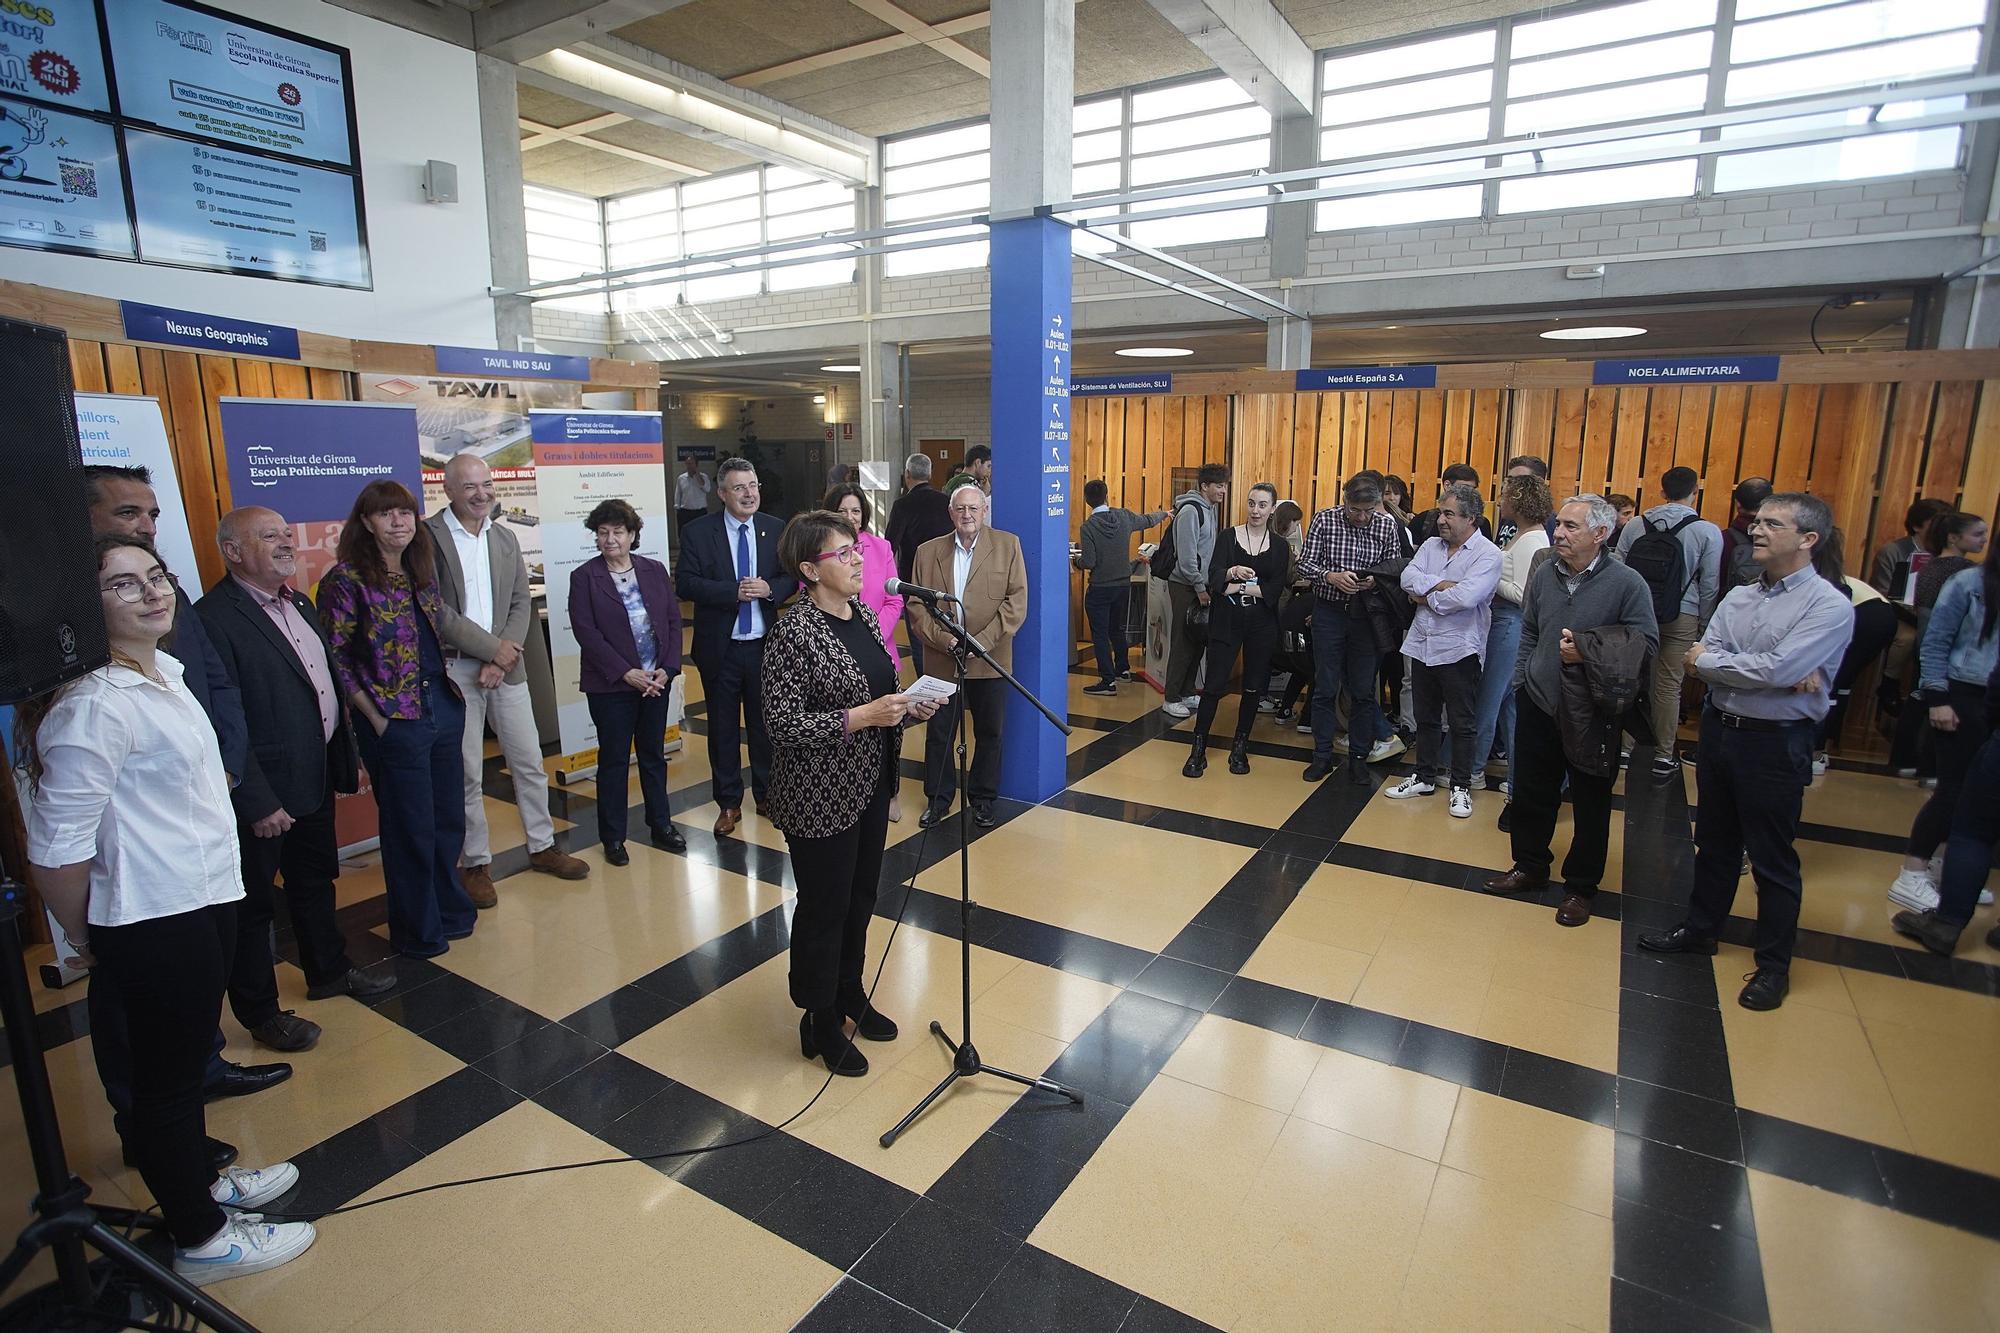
[820,363,860,372]
[1538,326,1647,341]
[1115,347,1193,358]
[812,394,826,404]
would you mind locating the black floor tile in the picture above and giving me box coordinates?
[1328,842,1475,893]
[987,1088,1131,1168]
[1613,1196,1770,1329]
[1143,807,1269,848]
[1618,895,1689,937]
[1610,1277,1762,1332]
[472,1021,608,1098]
[1299,1000,1407,1064]
[1498,1048,1616,1127]
[559,983,686,1049]
[691,906,792,979]
[959,1244,1138,1333]
[266,1115,424,1218]
[1616,1079,1741,1162]
[980,914,1074,969]
[1618,990,1725,1051]
[1620,951,1720,1008]
[1614,1133,1757,1238]
[1125,956,1232,1013]
[755,1151,921,1270]
[1207,977,1315,1039]
[1874,1145,2000,1242]
[601,1081,762,1164]
[926,1130,1089,1239]
[1185,893,1291,942]
[1119,1296,1223,1333]
[364,968,493,1036]
[1395,1023,1507,1094]
[1052,934,1154,988]
[1260,830,1333,864]
[1737,1110,1889,1207]
[1158,924,1259,973]
[630,952,734,1008]
[791,1279,948,1333]
[669,1119,821,1217]
[419,995,551,1064]
[534,1050,674,1137]
[1617,1028,1735,1104]
[373,1066,522,1157]
[1038,991,1199,1104]
[849,1196,1023,1327]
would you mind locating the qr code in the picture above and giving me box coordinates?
[309,231,327,252]
[58,160,97,199]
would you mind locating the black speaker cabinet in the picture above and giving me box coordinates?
[0,316,108,706]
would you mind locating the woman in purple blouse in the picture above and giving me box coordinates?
[318,480,477,958]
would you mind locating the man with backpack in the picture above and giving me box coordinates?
[1077,480,1170,694]
[1161,464,1228,718]
[1617,466,1722,777]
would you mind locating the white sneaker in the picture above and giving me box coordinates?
[1895,766,1918,778]
[1449,787,1473,819]
[1296,719,1315,735]
[1368,735,1407,764]
[1258,697,1279,714]
[1463,773,1488,791]
[1887,868,1941,912]
[1161,700,1191,719]
[1326,732,1349,753]
[1385,776,1436,800]
[211,1162,299,1211]
[1811,752,1829,778]
[174,1214,316,1287]
[1180,695,1200,710]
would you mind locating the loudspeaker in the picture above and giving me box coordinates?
[0,316,108,706]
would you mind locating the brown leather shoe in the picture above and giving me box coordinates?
[1481,869,1548,896]
[461,863,498,909]
[528,847,589,881]
[714,806,741,836]
[1555,893,1593,927]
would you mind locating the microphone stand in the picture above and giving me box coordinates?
[880,600,1079,1149]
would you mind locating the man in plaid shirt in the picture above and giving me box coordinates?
[1296,474,1403,785]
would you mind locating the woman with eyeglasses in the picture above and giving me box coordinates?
[1184,482,1291,779]
[569,498,685,865]
[763,510,942,1075]
[22,536,315,1286]
[824,482,907,821]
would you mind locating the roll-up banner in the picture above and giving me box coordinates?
[531,408,678,778]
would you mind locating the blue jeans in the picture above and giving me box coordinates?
[1470,603,1523,789]
[1085,583,1130,683]
[1937,729,2000,925]
[1310,603,1379,764]
[352,679,476,957]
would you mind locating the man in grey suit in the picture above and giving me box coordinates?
[427,453,587,906]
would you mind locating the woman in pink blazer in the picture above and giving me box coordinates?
[826,483,907,820]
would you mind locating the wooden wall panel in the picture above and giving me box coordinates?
[1701,386,1747,524]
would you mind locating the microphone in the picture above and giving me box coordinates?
[886,577,958,604]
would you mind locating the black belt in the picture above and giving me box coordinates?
[1706,704,1810,733]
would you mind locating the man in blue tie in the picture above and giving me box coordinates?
[678,457,796,835]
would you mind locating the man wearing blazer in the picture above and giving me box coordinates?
[427,454,588,905]
[678,456,797,834]
[199,508,395,1053]
[908,484,1028,828]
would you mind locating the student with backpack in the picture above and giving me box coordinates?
[1160,464,1228,718]
[1616,466,1723,777]
[1077,479,1170,694]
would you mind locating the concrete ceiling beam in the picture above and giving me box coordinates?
[1141,0,1314,120]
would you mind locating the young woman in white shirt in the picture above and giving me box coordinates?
[1470,475,1554,825]
[22,536,316,1287]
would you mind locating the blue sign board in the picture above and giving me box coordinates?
[1593,356,1780,385]
[219,399,420,520]
[529,410,661,445]
[677,445,717,460]
[121,300,300,359]
[437,345,593,381]
[1071,373,1172,395]
[1296,365,1438,391]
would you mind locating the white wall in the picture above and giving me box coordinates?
[0,0,496,347]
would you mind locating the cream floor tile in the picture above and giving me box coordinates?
[1389,878,1538,944]
[1841,964,2000,1040]
[1800,768,1933,839]
[1750,1169,2000,1333]
[1291,1046,1462,1161]
[1162,1014,1324,1114]
[478,793,573,851]
[682,774,930,854]
[1269,865,1413,955]
[1067,677,1165,723]
[1715,958,1914,1152]
[1351,939,1495,1035]
[513,850,787,955]
[1485,932,1622,1013]
[1476,983,1620,1074]
[913,804,1250,953]
[1396,1166,1613,1333]
[221,1101,840,1333]
[1065,721,1113,753]
[1440,1088,1615,1218]
[1238,930,1372,1001]
[0,1036,152,1218]
[1070,739,1316,827]
[1713,945,1853,1016]
[1863,1016,2000,1179]
[332,856,385,912]
[971,959,1121,1044]
[1347,785,1628,882]
[1747,841,2000,969]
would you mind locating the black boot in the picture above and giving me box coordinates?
[1228,736,1250,774]
[1183,734,1208,778]
[799,1009,868,1076]
[1891,909,1965,957]
[841,995,898,1041]
[1347,758,1374,787]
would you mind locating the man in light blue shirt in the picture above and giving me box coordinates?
[1616,465,1723,777]
[1639,492,1855,1013]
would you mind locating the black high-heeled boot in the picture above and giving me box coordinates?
[799,1009,868,1076]
[841,993,899,1041]
[1182,734,1208,778]
[1228,736,1251,774]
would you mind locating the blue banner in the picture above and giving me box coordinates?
[529,410,661,446]
[122,300,300,359]
[1296,365,1438,390]
[218,399,421,547]
[1071,373,1172,395]
[437,346,592,381]
[1593,356,1780,385]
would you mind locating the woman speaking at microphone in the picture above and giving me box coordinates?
[763,509,941,1076]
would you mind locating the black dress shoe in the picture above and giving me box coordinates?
[1737,967,1789,1011]
[124,1135,237,1172]
[1496,802,1513,833]
[649,823,688,853]
[305,964,396,1001]
[1302,760,1332,783]
[204,1061,292,1102]
[1482,869,1549,895]
[970,802,997,828]
[918,801,949,828]
[1636,924,1718,956]
[249,1011,321,1053]
[603,841,630,866]
[1347,759,1374,787]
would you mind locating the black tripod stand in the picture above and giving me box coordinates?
[0,780,259,1330]
[880,607,1080,1149]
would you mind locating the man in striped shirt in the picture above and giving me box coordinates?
[1296,474,1403,786]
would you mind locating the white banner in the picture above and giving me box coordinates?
[75,393,200,589]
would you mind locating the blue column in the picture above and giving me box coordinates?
[990,215,1073,803]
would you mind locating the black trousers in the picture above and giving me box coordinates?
[1411,655,1481,787]
[230,794,351,1028]
[1194,607,1278,738]
[704,636,772,809]
[90,902,236,1248]
[1905,679,1993,859]
[786,779,892,1011]
[1508,689,1617,896]
[1819,599,1897,749]
[924,676,1005,806]
[1685,708,1815,971]
[1165,580,1202,698]
[589,688,672,845]
[1085,583,1130,683]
